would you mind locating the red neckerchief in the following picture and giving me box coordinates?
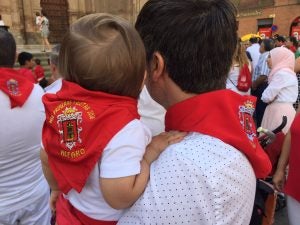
[0,67,34,108]
[42,80,140,194]
[18,68,37,83]
[165,89,271,178]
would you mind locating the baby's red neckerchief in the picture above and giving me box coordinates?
[42,80,140,194]
[165,89,271,178]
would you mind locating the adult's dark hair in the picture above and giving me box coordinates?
[41,10,47,17]
[275,35,286,43]
[135,0,238,93]
[35,58,41,65]
[17,52,33,66]
[0,29,16,67]
[249,37,259,44]
[262,39,274,52]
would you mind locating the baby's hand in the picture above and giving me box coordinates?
[144,131,187,165]
[151,131,187,150]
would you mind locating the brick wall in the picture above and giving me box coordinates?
[237,3,300,37]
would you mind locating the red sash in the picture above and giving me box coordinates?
[0,67,34,108]
[165,90,271,178]
[56,195,117,225]
[42,80,139,194]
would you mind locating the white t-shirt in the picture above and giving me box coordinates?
[118,133,256,225]
[64,119,152,220]
[247,43,261,74]
[0,84,49,216]
[262,71,298,103]
[44,78,62,93]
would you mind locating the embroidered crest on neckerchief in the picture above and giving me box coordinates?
[57,106,82,150]
[239,100,256,144]
[6,79,20,96]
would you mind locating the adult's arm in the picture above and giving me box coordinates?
[295,57,300,73]
[272,107,300,191]
[261,73,287,103]
[40,148,60,212]
[272,131,291,191]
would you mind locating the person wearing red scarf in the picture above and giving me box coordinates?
[17,51,37,83]
[118,1,272,225]
[41,14,185,225]
[0,29,51,224]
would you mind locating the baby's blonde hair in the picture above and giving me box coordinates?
[59,13,146,98]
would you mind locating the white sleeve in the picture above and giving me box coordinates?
[261,73,286,103]
[99,119,152,178]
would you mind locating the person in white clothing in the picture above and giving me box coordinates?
[226,38,251,95]
[118,1,272,224]
[0,29,51,225]
[261,47,298,134]
[35,12,42,31]
[40,14,185,225]
[247,37,261,76]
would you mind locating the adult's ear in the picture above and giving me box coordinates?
[149,51,165,82]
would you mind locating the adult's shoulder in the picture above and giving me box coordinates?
[23,84,45,110]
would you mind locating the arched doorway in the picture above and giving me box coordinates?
[290,16,300,40]
[40,0,69,44]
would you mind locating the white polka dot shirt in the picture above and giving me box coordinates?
[118,133,256,225]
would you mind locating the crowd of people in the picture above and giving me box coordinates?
[0,0,300,225]
[227,26,300,225]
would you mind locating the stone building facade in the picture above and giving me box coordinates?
[0,0,299,45]
[0,0,147,44]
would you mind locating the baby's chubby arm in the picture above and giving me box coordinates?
[100,131,186,209]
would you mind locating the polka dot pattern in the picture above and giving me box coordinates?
[118,133,256,225]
